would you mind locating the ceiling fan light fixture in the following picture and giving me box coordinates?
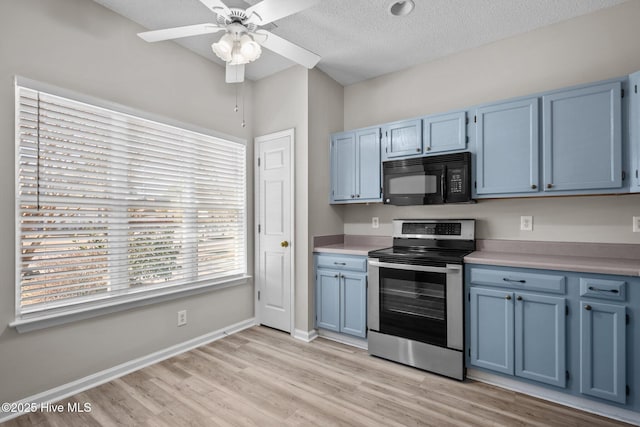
[239,34,262,62]
[389,0,415,16]
[212,32,234,61]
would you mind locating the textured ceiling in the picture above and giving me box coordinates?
[93,0,627,85]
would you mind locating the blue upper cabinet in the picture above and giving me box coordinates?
[542,82,622,192]
[330,127,381,204]
[356,128,382,201]
[475,98,540,195]
[382,119,422,160]
[423,111,467,154]
[630,71,640,192]
[331,131,356,202]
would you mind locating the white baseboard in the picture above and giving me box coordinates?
[0,317,257,423]
[317,329,368,350]
[467,368,640,426]
[292,328,318,343]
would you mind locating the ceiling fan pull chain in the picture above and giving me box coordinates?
[234,82,239,113]
[241,81,246,128]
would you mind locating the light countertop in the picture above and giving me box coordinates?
[313,234,391,257]
[465,240,640,277]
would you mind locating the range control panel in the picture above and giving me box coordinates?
[393,219,475,240]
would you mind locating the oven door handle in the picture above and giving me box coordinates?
[367,260,461,274]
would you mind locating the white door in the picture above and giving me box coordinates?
[255,129,294,333]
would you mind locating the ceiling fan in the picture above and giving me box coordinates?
[137,0,321,83]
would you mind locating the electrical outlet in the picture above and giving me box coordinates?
[177,310,187,326]
[372,217,379,229]
[634,216,640,233]
[520,216,533,232]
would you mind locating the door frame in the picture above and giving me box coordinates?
[254,128,295,335]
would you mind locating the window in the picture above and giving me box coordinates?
[15,79,247,323]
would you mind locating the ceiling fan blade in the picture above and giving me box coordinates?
[246,0,319,26]
[226,64,245,83]
[138,23,224,42]
[255,30,320,69]
[198,0,232,19]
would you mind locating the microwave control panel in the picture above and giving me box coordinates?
[448,167,464,194]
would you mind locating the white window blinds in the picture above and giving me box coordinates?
[16,82,246,318]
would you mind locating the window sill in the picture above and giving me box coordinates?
[9,275,251,333]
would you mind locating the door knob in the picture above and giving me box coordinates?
[281,241,289,248]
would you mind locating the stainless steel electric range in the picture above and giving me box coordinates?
[367,219,475,380]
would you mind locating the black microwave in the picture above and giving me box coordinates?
[382,152,473,205]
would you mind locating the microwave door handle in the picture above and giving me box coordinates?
[441,167,447,202]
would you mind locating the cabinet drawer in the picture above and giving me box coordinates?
[470,267,565,294]
[579,278,626,301]
[316,254,367,272]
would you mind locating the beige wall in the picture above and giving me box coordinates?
[253,66,311,331]
[253,66,345,332]
[0,0,254,403]
[307,68,345,328]
[343,1,640,244]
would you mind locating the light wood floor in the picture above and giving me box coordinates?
[3,326,632,426]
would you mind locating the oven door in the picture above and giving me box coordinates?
[368,260,463,350]
[383,161,445,205]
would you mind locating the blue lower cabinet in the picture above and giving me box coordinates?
[580,301,626,404]
[515,293,566,387]
[470,287,566,387]
[467,263,640,416]
[470,287,514,374]
[316,270,340,332]
[340,273,367,338]
[315,254,367,338]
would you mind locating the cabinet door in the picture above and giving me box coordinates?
[330,132,356,202]
[423,111,466,154]
[355,128,381,201]
[630,71,640,191]
[469,287,514,375]
[542,82,622,192]
[515,293,566,388]
[340,272,367,338]
[580,301,626,404]
[383,119,422,159]
[316,269,340,332]
[475,98,539,195]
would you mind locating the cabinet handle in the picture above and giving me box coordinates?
[531,184,537,189]
[334,274,339,278]
[516,296,523,301]
[547,183,553,189]
[588,286,619,294]
[585,304,592,311]
[351,194,355,198]
[505,295,512,300]
[503,278,526,283]
[425,146,431,151]
[334,262,346,266]
[416,148,421,152]
[356,194,360,198]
